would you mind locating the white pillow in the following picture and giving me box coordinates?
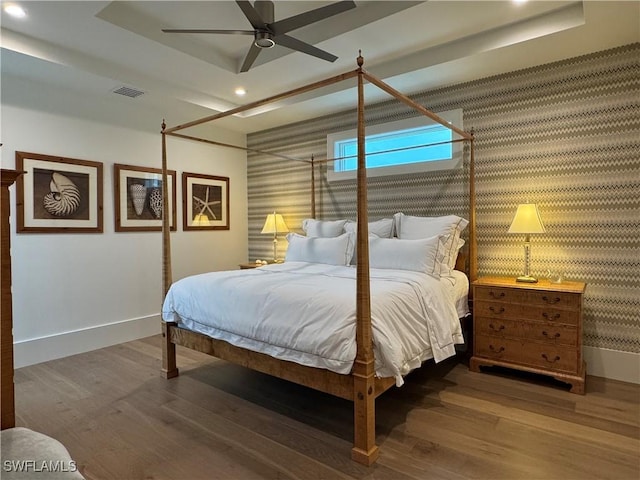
[343,218,394,264]
[452,238,465,269]
[343,218,394,238]
[393,213,469,240]
[285,232,355,266]
[301,218,348,237]
[369,235,447,276]
[393,213,469,275]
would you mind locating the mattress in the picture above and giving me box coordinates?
[450,269,471,318]
[162,262,466,386]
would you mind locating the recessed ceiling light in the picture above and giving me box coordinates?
[3,3,26,18]
[235,87,247,97]
[512,0,528,4]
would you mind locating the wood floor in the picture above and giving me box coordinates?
[12,335,639,480]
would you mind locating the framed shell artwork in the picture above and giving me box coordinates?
[114,164,177,232]
[16,151,103,233]
[182,172,230,231]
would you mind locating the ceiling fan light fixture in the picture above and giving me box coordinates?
[4,3,27,18]
[254,31,275,49]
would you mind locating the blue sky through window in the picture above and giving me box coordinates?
[335,125,452,172]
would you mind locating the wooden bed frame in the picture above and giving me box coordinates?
[160,53,476,466]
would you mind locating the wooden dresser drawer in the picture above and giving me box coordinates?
[526,306,579,326]
[475,285,580,311]
[475,301,525,321]
[475,286,526,304]
[475,316,522,338]
[476,300,579,326]
[525,290,581,310]
[475,317,578,347]
[475,334,578,373]
[521,322,578,347]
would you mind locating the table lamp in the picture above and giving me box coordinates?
[508,203,545,283]
[261,211,289,262]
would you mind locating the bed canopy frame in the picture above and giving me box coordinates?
[160,53,476,466]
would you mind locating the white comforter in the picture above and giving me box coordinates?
[162,262,464,386]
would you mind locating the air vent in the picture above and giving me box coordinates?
[112,86,145,99]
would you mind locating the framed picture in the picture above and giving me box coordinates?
[182,172,229,231]
[16,151,103,233]
[114,164,177,232]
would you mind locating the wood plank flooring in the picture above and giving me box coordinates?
[11,335,640,480]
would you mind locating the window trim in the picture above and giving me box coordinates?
[326,109,463,182]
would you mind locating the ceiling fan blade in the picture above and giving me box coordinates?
[240,43,262,72]
[271,0,356,36]
[275,35,338,63]
[162,29,255,35]
[236,0,267,30]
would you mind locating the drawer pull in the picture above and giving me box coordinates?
[489,306,505,314]
[542,331,561,339]
[542,312,561,321]
[541,353,561,363]
[542,296,561,305]
[489,323,505,332]
[489,291,505,299]
[489,345,505,354]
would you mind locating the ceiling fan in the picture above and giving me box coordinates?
[162,0,357,73]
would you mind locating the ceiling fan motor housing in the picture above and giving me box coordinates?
[254,1,275,23]
[254,30,275,48]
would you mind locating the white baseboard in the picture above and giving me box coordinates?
[13,319,639,385]
[14,314,161,369]
[584,346,639,384]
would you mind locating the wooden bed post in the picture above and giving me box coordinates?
[161,121,178,379]
[351,52,378,466]
[1,169,23,430]
[469,133,477,283]
[310,154,316,219]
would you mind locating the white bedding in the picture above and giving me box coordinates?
[450,269,471,318]
[162,262,466,386]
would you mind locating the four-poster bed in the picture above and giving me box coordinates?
[160,54,476,466]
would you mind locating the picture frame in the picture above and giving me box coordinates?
[16,151,103,233]
[182,172,230,231]
[114,164,177,232]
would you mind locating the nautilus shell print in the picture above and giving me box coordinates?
[129,183,147,216]
[43,172,81,217]
[148,187,163,219]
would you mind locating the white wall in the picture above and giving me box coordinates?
[1,76,248,368]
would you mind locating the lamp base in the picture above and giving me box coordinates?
[516,275,538,283]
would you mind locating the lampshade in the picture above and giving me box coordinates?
[509,203,545,283]
[261,212,289,235]
[508,203,545,234]
[193,213,210,226]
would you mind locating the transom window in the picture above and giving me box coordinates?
[327,109,463,181]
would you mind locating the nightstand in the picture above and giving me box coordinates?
[469,276,587,394]
[239,262,262,269]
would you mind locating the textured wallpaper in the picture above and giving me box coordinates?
[247,43,639,354]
